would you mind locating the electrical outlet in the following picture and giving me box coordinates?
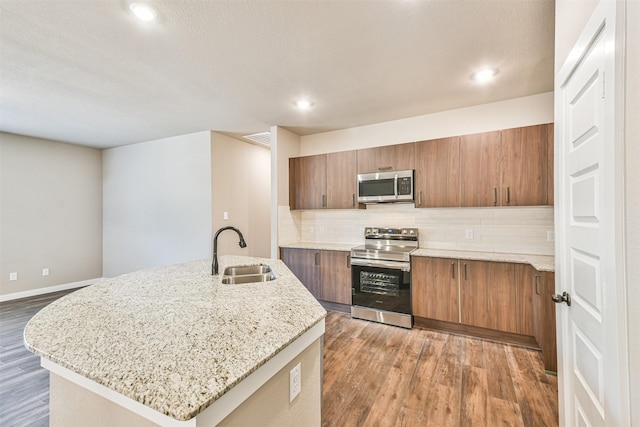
[309,226,314,234]
[289,363,301,402]
[319,226,325,234]
[42,268,50,277]
[223,212,229,221]
[465,229,474,240]
[547,231,555,242]
[9,272,18,281]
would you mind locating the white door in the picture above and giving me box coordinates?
[555,1,629,426]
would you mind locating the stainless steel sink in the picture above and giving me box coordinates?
[221,273,276,284]
[221,264,276,284]
[222,264,272,276]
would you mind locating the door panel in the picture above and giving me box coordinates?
[327,151,358,209]
[320,251,351,304]
[280,248,321,299]
[412,257,459,323]
[556,2,629,423]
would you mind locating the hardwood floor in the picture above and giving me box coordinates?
[0,290,76,427]
[322,312,558,427]
[0,293,558,426]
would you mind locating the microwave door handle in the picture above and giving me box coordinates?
[394,174,398,199]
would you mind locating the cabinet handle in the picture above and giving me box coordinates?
[418,191,423,206]
[493,188,498,205]
[322,194,326,208]
[451,262,455,279]
[352,193,355,207]
[315,252,319,266]
[463,263,467,280]
[535,275,541,295]
[507,187,511,204]
[347,255,351,268]
[378,166,393,171]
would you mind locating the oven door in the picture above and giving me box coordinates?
[351,260,411,315]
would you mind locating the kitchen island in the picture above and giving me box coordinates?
[24,256,326,426]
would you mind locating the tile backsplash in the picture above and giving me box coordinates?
[278,204,554,255]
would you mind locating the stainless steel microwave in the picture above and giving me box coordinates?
[357,170,414,204]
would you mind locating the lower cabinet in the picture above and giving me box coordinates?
[460,259,517,333]
[533,270,557,372]
[412,257,459,323]
[280,248,351,305]
[412,256,557,372]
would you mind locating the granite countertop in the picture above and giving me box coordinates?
[24,256,326,422]
[279,242,358,252]
[279,242,555,272]
[412,248,555,272]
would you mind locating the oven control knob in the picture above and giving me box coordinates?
[409,230,415,234]
[402,229,407,234]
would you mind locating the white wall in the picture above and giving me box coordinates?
[0,133,103,298]
[211,132,271,259]
[102,132,212,277]
[271,126,301,257]
[299,92,553,155]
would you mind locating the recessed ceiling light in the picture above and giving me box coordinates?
[295,100,313,110]
[129,3,156,21]
[472,68,498,83]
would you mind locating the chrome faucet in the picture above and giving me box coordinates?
[212,226,247,275]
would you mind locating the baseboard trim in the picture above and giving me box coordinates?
[0,278,103,302]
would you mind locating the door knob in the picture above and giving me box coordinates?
[551,291,571,306]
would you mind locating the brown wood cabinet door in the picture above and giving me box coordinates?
[356,142,415,174]
[515,264,535,336]
[501,124,548,206]
[280,248,321,299]
[547,123,554,205]
[533,271,557,372]
[326,151,359,209]
[460,260,516,333]
[412,257,459,323]
[460,131,501,207]
[289,155,327,210]
[319,251,352,304]
[415,137,460,208]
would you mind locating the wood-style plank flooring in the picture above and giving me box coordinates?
[1,292,558,426]
[322,312,558,427]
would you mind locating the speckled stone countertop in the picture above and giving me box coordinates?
[279,242,358,252]
[412,248,555,272]
[24,256,326,422]
[279,242,554,272]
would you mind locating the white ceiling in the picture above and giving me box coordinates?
[0,0,554,149]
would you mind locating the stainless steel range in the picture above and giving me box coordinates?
[350,227,418,329]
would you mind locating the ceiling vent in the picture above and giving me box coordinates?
[243,131,271,146]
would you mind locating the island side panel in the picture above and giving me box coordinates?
[50,374,161,427]
[215,338,322,427]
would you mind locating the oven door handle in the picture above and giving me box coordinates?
[350,258,411,272]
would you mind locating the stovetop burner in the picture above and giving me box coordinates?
[351,227,419,263]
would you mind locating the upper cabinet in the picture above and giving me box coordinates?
[501,124,549,206]
[460,131,502,207]
[326,150,359,209]
[290,123,553,210]
[459,124,551,207]
[415,137,460,208]
[356,142,415,174]
[290,150,361,210]
[289,154,327,210]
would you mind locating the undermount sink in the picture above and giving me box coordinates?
[222,264,273,276]
[221,273,276,284]
[221,264,276,284]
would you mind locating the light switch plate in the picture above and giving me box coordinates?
[9,272,17,281]
[547,231,555,242]
[42,268,50,276]
[465,229,474,240]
